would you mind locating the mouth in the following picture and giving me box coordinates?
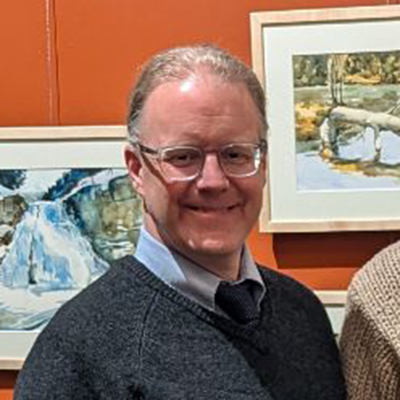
[185,204,239,213]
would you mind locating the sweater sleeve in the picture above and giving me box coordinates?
[340,242,400,400]
[340,299,400,400]
[14,261,147,400]
[14,324,95,400]
[340,282,400,400]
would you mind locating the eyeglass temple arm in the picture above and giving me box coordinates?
[132,142,158,155]
[260,139,268,153]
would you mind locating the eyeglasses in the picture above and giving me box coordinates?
[131,140,267,182]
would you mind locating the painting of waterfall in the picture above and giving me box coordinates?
[0,168,142,331]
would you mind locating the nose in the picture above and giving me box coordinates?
[196,153,229,191]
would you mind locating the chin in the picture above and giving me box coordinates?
[184,235,243,257]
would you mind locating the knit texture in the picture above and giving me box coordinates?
[15,256,346,400]
[340,241,400,400]
[215,280,259,325]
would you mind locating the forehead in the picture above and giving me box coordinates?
[139,75,262,145]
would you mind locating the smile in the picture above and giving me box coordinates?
[186,204,239,212]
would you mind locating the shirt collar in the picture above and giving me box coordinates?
[134,227,266,313]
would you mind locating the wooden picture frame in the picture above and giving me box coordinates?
[251,5,400,232]
[0,126,141,369]
[315,290,347,336]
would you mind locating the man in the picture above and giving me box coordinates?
[15,45,346,399]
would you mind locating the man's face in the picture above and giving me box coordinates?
[126,74,266,273]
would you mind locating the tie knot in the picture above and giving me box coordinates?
[215,280,259,325]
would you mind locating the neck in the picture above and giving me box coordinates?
[181,251,242,282]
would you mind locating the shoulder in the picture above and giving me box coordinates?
[15,257,157,398]
[48,256,156,334]
[344,241,400,334]
[25,255,159,358]
[350,240,400,296]
[257,263,321,305]
[257,264,333,333]
[340,242,400,396]
[256,264,343,389]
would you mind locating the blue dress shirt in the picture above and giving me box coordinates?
[134,227,266,316]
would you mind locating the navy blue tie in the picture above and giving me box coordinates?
[215,280,259,325]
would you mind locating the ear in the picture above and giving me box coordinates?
[125,144,145,197]
[260,153,267,188]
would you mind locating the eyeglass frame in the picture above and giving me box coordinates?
[129,138,268,182]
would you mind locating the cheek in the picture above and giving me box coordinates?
[243,180,264,215]
[243,173,264,194]
[140,171,166,211]
[142,176,186,218]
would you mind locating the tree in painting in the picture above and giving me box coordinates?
[0,170,26,190]
[327,54,349,106]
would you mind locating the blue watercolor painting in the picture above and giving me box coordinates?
[0,168,141,331]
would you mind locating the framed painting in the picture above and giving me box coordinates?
[0,126,142,369]
[251,5,400,232]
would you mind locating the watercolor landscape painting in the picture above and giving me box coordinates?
[294,50,400,192]
[0,168,142,331]
[251,7,400,232]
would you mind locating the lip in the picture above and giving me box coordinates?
[184,203,240,213]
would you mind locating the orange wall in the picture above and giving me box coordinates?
[1,0,399,395]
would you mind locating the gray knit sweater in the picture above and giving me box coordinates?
[15,256,346,400]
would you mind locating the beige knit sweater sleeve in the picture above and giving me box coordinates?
[340,241,400,400]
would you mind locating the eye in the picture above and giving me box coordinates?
[162,148,202,167]
[221,145,253,165]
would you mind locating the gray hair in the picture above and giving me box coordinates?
[126,44,267,141]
